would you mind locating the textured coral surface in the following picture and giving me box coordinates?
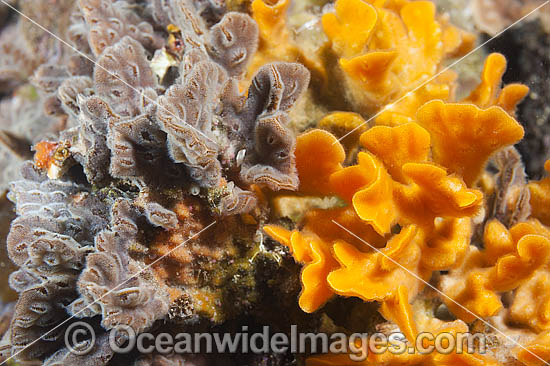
[0,0,547,365]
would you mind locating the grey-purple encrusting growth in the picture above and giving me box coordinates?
[68,199,170,333]
[6,162,108,361]
[79,0,163,57]
[43,333,114,366]
[154,5,309,214]
[94,36,159,117]
[0,0,311,364]
[144,201,179,229]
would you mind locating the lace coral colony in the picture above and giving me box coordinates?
[0,0,546,366]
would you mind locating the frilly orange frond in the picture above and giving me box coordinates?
[303,207,387,249]
[374,70,458,126]
[295,129,345,195]
[273,123,486,314]
[299,236,340,313]
[483,219,516,264]
[251,0,289,40]
[489,233,550,292]
[263,226,338,313]
[375,52,527,132]
[379,285,417,342]
[359,123,431,182]
[248,0,292,76]
[442,218,550,323]
[497,83,530,115]
[289,230,314,263]
[370,317,498,365]
[328,163,372,203]
[415,317,499,366]
[350,152,398,235]
[416,100,525,186]
[309,308,498,366]
[445,270,503,322]
[463,53,529,115]
[339,51,399,105]
[419,218,471,271]
[395,163,483,228]
[263,224,292,247]
[327,225,425,301]
[322,0,474,114]
[399,1,443,80]
[264,225,310,261]
[321,0,377,58]
[510,218,550,240]
[464,52,507,107]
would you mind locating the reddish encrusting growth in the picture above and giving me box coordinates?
[32,141,59,170]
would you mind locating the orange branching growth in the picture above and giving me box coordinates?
[441,219,550,323]
[261,5,541,364]
[322,0,474,113]
[266,115,486,314]
[292,233,341,313]
[529,160,550,225]
[321,0,378,58]
[441,261,503,322]
[318,112,367,139]
[264,73,531,365]
[263,225,339,313]
[295,129,345,195]
[302,207,387,249]
[378,52,528,128]
[359,123,430,182]
[252,0,289,41]
[378,285,417,342]
[463,53,529,115]
[338,127,483,236]
[306,306,499,366]
[394,163,483,228]
[348,152,397,235]
[416,100,524,186]
[327,226,426,302]
[419,217,472,271]
[375,70,458,127]
[263,87,534,364]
